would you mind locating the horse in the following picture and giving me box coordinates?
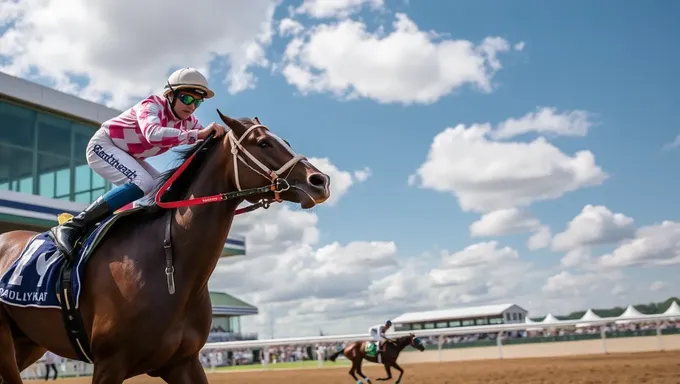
[328,333,425,384]
[0,109,331,383]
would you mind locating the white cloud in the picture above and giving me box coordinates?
[469,208,542,237]
[0,0,278,108]
[662,135,680,150]
[650,281,668,292]
[598,221,680,268]
[278,18,305,37]
[551,205,635,252]
[492,107,594,140]
[410,120,607,212]
[280,13,520,104]
[469,208,552,251]
[214,206,542,337]
[295,0,384,19]
[527,226,552,251]
[560,247,593,268]
[307,157,371,206]
[542,270,622,298]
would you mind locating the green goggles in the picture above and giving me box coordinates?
[177,93,204,108]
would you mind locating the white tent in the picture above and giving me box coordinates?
[663,301,680,319]
[541,313,561,325]
[615,305,645,324]
[525,316,544,331]
[576,308,602,328]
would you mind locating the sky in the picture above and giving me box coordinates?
[1,0,679,338]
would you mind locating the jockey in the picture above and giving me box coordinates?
[369,320,392,351]
[49,67,227,260]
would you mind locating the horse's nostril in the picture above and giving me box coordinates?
[308,173,327,188]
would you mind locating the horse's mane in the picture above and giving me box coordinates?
[145,117,255,208]
[394,334,414,345]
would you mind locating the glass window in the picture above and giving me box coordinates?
[489,317,504,324]
[229,316,241,333]
[424,322,435,329]
[75,164,91,194]
[37,153,71,199]
[0,144,34,193]
[436,322,448,328]
[449,321,461,327]
[73,123,94,161]
[0,100,36,148]
[461,319,475,326]
[411,323,423,330]
[37,113,72,156]
[476,318,489,325]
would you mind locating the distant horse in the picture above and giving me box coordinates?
[0,110,330,383]
[328,333,425,384]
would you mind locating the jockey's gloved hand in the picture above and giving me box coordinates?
[198,122,226,139]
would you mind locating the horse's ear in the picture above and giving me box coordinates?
[253,116,261,124]
[216,109,246,138]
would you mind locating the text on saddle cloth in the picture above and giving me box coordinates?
[0,214,118,309]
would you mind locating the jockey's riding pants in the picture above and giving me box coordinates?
[87,129,159,202]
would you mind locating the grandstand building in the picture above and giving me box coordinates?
[392,303,528,331]
[0,71,256,339]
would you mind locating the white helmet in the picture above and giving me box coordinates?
[163,67,215,99]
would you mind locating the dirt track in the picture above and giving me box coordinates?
[33,350,680,383]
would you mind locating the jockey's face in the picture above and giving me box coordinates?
[172,90,204,120]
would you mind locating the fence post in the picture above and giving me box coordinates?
[497,332,503,359]
[438,335,443,362]
[600,326,607,354]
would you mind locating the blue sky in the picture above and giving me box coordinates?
[152,1,680,258]
[2,0,679,335]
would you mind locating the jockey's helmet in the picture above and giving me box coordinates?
[163,67,215,99]
[385,320,392,326]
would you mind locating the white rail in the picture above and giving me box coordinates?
[202,313,678,350]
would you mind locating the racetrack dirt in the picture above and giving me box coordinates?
[27,350,680,383]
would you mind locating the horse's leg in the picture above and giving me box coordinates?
[392,361,405,384]
[355,359,372,384]
[348,359,361,383]
[157,356,208,384]
[90,357,129,384]
[376,364,392,381]
[0,310,22,384]
[14,338,46,376]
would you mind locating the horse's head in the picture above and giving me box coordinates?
[408,333,425,352]
[216,109,330,209]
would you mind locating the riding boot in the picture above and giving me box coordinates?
[49,183,144,261]
[49,197,111,261]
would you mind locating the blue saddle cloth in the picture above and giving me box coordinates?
[0,213,123,309]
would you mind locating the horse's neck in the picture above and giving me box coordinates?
[170,149,241,293]
[396,339,410,351]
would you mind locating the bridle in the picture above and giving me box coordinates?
[154,123,305,214]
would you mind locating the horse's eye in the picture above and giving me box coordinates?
[257,140,271,149]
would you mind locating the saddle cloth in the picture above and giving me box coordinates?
[0,207,140,309]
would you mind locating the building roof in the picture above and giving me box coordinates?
[392,303,526,324]
[209,291,258,316]
[0,71,122,125]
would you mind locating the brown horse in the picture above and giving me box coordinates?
[328,333,425,384]
[0,110,331,383]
